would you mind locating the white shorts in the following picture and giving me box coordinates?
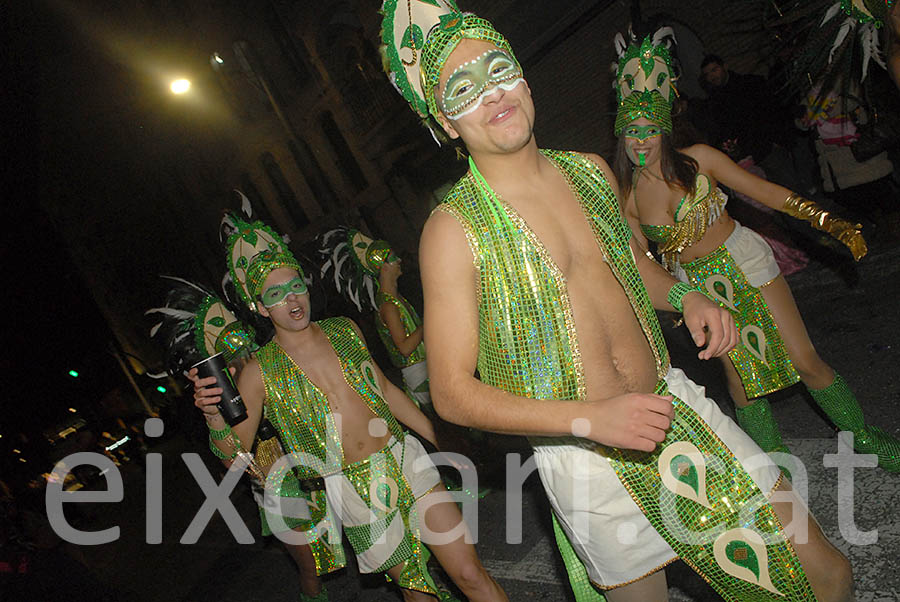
[401,360,432,406]
[676,220,780,288]
[324,435,443,573]
[533,367,781,587]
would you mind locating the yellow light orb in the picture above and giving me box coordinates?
[170,79,191,95]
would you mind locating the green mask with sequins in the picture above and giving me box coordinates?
[260,276,308,308]
[441,48,524,120]
[623,124,663,142]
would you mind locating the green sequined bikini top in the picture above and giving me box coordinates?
[375,291,426,369]
[434,150,671,406]
[638,173,728,272]
[255,316,405,479]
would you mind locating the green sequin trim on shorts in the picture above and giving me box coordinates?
[681,246,800,399]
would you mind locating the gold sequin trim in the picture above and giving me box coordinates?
[476,170,587,401]
[594,555,678,590]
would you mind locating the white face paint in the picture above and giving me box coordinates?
[441,49,524,121]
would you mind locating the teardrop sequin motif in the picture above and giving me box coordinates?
[713,528,784,596]
[370,475,399,514]
[741,325,769,367]
[658,441,711,508]
[704,274,738,311]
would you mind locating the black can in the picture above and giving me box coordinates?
[191,352,248,426]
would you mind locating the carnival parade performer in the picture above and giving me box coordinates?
[611,30,900,472]
[380,2,855,600]
[319,227,431,410]
[190,214,508,602]
[147,273,345,602]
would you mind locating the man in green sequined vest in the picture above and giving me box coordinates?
[193,247,507,602]
[404,11,853,602]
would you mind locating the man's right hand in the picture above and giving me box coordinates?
[187,367,230,416]
[584,393,675,452]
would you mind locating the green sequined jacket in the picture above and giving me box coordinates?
[434,150,671,404]
[256,316,405,480]
[375,291,426,369]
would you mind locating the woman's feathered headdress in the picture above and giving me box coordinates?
[146,276,257,377]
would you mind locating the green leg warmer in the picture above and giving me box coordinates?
[808,373,900,472]
[299,585,328,602]
[551,512,607,601]
[735,397,791,455]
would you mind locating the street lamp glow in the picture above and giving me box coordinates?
[170,79,191,94]
[68,407,77,413]
[213,52,224,64]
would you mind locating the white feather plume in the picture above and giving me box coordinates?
[236,189,253,217]
[333,253,350,291]
[828,17,854,64]
[821,1,842,25]
[651,26,676,49]
[320,258,333,278]
[364,277,377,310]
[860,23,887,80]
[144,306,196,320]
[348,283,361,312]
[614,32,628,58]
[159,275,210,295]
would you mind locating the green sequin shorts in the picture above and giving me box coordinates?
[253,471,347,576]
[252,473,316,536]
[535,368,816,600]
[678,222,800,399]
[324,434,443,575]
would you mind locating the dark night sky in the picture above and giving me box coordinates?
[5,3,132,442]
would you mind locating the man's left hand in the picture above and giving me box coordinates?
[682,292,737,360]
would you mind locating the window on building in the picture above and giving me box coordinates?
[319,112,366,192]
[260,153,308,229]
[262,4,314,89]
[287,139,335,213]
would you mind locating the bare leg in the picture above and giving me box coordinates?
[282,528,323,597]
[602,479,855,602]
[759,275,900,470]
[769,479,854,602]
[414,485,508,601]
[758,276,833,388]
[603,569,668,602]
[723,355,792,458]
[720,356,750,407]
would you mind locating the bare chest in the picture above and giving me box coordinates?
[508,184,603,279]
[634,176,679,225]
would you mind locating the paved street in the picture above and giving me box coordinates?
[21,241,900,602]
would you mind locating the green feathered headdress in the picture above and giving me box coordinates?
[613,29,677,136]
[380,1,520,134]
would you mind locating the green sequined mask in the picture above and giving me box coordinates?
[441,48,524,119]
[421,14,520,121]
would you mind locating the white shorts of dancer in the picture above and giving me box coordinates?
[533,367,781,588]
[675,220,781,288]
[402,360,432,407]
[324,434,444,573]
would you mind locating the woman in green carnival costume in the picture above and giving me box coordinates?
[319,227,431,410]
[612,29,900,471]
[381,2,853,601]
[147,274,344,602]
[192,214,507,602]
